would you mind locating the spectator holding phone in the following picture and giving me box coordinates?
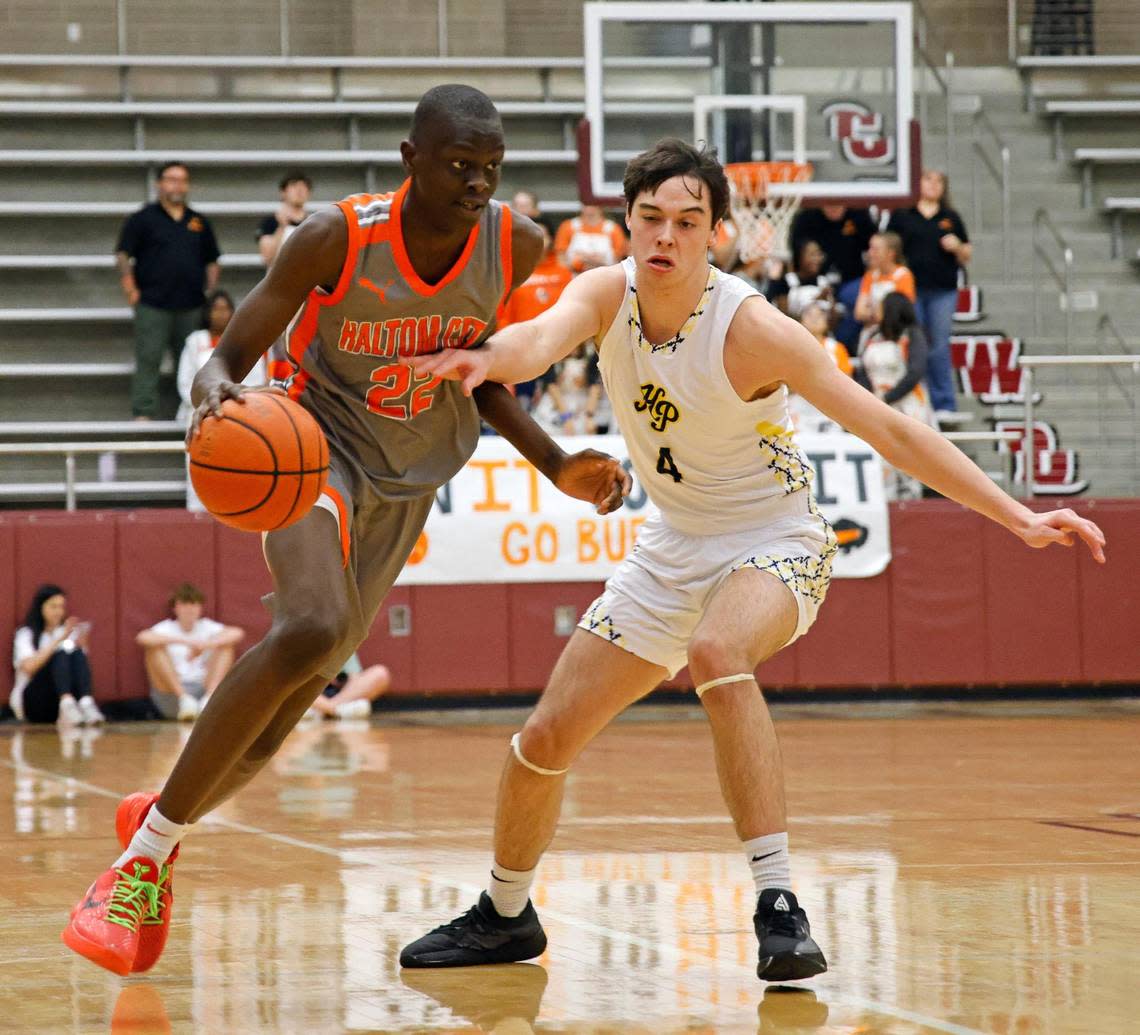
[11,584,104,725]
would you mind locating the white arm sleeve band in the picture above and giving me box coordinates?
[694,673,756,698]
[511,732,569,776]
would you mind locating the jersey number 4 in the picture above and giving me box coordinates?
[656,446,683,483]
[366,365,440,420]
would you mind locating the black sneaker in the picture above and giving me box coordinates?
[399,892,547,968]
[754,888,827,982]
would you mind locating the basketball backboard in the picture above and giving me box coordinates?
[579,1,919,209]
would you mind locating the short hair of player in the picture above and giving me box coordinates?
[158,160,189,179]
[279,169,312,191]
[409,84,500,142]
[622,139,730,226]
[168,582,205,612]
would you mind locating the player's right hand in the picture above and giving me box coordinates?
[186,382,287,444]
[403,348,492,397]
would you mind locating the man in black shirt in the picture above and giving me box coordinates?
[116,162,221,419]
[789,205,876,348]
[257,170,312,268]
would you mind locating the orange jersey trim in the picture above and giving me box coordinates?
[284,196,370,397]
[494,203,514,328]
[387,179,481,298]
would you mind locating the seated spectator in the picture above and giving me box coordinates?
[303,653,391,721]
[11,584,104,726]
[136,583,244,721]
[510,189,541,220]
[498,220,573,409]
[775,240,838,320]
[887,169,972,422]
[855,292,934,499]
[790,204,876,348]
[532,345,609,435]
[854,232,915,325]
[787,302,851,433]
[258,170,312,268]
[555,205,628,273]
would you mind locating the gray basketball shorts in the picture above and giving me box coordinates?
[578,512,837,678]
[262,447,433,681]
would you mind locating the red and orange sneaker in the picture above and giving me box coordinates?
[61,857,160,975]
[116,791,179,973]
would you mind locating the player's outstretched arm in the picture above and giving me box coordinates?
[187,209,347,440]
[729,301,1107,563]
[404,266,625,394]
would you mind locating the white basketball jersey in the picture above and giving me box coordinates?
[597,258,821,536]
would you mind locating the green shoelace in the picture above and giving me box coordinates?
[140,864,173,927]
[105,862,161,932]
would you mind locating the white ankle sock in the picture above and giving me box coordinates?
[744,831,791,896]
[114,805,191,870]
[487,862,536,918]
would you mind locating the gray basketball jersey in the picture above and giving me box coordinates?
[283,182,513,501]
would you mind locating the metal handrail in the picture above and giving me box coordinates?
[0,440,185,511]
[1096,313,1135,354]
[1031,208,1075,349]
[1018,354,1140,496]
[971,108,1012,282]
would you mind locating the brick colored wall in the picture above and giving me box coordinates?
[1,499,1135,708]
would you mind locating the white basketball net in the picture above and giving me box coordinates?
[726,162,813,264]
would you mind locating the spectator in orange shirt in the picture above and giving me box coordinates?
[554,205,628,273]
[499,221,573,408]
[854,231,915,325]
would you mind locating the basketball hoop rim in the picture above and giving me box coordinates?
[724,161,814,201]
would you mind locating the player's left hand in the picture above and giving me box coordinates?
[554,449,632,515]
[1014,508,1106,563]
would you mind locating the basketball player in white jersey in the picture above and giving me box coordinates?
[399,139,1106,980]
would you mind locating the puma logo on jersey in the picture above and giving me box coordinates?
[358,276,396,303]
[634,382,680,432]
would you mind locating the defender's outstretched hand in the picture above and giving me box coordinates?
[405,349,492,397]
[555,449,633,515]
[1014,508,1106,563]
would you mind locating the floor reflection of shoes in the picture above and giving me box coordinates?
[757,987,829,1033]
[110,983,173,1035]
[400,962,548,1030]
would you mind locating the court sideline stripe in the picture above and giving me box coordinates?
[4,757,987,1035]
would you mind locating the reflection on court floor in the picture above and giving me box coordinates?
[1,705,1137,1034]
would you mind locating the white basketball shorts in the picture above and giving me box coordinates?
[578,511,837,678]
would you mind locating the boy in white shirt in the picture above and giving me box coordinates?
[136,583,244,721]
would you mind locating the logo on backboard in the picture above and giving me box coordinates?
[821,100,896,166]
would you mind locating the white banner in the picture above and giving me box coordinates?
[395,433,890,585]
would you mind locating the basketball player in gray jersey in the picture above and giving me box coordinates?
[62,84,631,977]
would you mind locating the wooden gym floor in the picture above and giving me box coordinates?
[1,699,1137,1034]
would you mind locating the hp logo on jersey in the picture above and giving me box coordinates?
[634,383,681,432]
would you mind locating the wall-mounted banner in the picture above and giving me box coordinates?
[395,433,890,585]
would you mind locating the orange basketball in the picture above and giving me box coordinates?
[188,392,329,532]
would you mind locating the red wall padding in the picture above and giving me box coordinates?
[1,499,1136,706]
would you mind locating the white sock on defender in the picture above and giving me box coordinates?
[487,862,536,918]
[114,805,191,870]
[744,831,791,895]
